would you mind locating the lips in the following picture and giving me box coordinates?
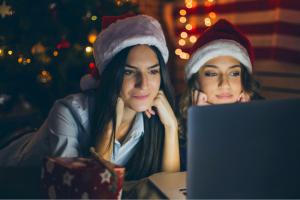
[216,93,233,99]
[132,94,149,100]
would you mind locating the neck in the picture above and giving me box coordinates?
[116,106,137,142]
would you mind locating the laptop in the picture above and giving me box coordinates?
[187,98,300,199]
[149,99,300,199]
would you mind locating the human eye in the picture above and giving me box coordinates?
[204,71,217,77]
[149,68,160,75]
[229,71,241,77]
[124,69,135,76]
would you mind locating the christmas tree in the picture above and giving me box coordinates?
[0,0,138,132]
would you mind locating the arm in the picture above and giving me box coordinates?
[145,91,180,172]
[46,101,81,157]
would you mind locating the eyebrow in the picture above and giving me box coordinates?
[203,64,241,69]
[125,64,160,69]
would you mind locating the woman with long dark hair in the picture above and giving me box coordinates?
[0,15,180,180]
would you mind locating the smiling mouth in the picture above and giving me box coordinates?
[132,94,149,100]
[216,94,233,99]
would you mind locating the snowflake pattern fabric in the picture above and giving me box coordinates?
[41,157,125,199]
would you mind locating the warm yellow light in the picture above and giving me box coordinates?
[189,35,197,43]
[8,50,13,55]
[178,39,186,46]
[180,32,188,39]
[208,0,214,2]
[0,49,3,56]
[186,53,190,59]
[186,3,193,8]
[88,33,97,44]
[204,1,212,7]
[185,24,193,30]
[53,50,59,57]
[209,12,217,19]
[91,15,98,21]
[41,70,48,76]
[204,17,212,26]
[180,52,190,60]
[26,58,31,63]
[18,57,23,63]
[185,0,192,4]
[175,48,182,55]
[179,17,187,23]
[85,46,93,53]
[179,52,186,59]
[179,9,187,16]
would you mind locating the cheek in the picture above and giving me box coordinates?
[120,79,134,98]
[229,78,243,92]
[200,78,217,93]
[149,76,161,92]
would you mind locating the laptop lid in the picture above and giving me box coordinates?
[187,99,300,199]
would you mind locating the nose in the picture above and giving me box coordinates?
[135,72,148,89]
[218,74,230,89]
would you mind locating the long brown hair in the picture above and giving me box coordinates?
[178,64,262,136]
[91,45,175,180]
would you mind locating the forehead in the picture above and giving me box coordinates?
[202,56,241,71]
[126,45,159,68]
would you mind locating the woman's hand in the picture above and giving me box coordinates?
[237,92,251,103]
[144,91,180,172]
[144,91,177,129]
[192,90,210,106]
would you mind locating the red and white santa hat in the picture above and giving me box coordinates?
[185,19,254,80]
[80,14,169,90]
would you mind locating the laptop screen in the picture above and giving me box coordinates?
[187,99,300,199]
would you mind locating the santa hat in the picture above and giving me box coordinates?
[80,14,169,90]
[185,19,254,80]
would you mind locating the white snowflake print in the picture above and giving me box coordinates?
[46,160,55,173]
[48,185,56,199]
[81,192,89,199]
[100,169,111,184]
[63,171,74,186]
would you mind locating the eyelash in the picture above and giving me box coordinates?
[204,71,241,77]
[124,69,160,75]
[204,71,217,77]
[124,70,135,75]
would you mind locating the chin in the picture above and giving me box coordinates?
[129,103,152,112]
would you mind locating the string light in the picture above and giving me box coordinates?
[18,57,23,64]
[180,32,188,39]
[204,17,212,27]
[179,9,186,16]
[85,46,93,56]
[179,16,187,23]
[53,50,59,57]
[91,15,97,21]
[189,35,197,43]
[0,49,3,56]
[7,50,13,55]
[88,32,97,44]
[175,48,182,55]
[185,24,192,30]
[209,12,217,19]
[178,39,186,46]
